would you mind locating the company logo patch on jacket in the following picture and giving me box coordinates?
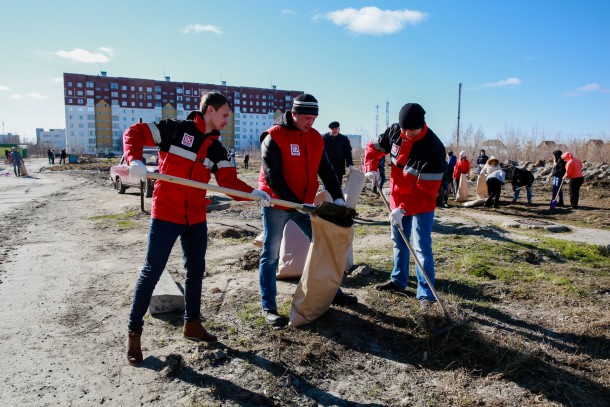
[290,144,301,156]
[391,143,400,156]
[182,133,194,148]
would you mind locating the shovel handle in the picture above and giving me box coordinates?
[147,172,312,212]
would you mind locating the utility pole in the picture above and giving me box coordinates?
[385,98,389,129]
[375,104,379,141]
[456,82,462,150]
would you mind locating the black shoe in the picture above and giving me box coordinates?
[375,280,404,292]
[262,309,287,328]
[332,291,358,306]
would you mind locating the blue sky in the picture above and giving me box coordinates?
[1,1,609,146]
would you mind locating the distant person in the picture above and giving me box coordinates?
[243,152,250,169]
[476,149,488,174]
[122,92,270,366]
[59,149,67,165]
[372,155,386,195]
[10,147,22,177]
[4,149,10,162]
[453,151,470,200]
[47,149,54,164]
[364,102,445,309]
[229,149,236,166]
[322,121,354,184]
[562,152,584,209]
[511,167,535,205]
[445,151,457,202]
[485,169,506,208]
[551,150,566,207]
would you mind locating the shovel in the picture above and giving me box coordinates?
[147,172,357,227]
[549,178,565,209]
[375,179,456,334]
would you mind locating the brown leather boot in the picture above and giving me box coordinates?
[127,329,143,366]
[183,319,217,342]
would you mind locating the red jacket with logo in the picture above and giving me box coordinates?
[258,112,342,209]
[363,123,445,215]
[123,111,254,225]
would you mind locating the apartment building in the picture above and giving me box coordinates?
[63,72,302,155]
[35,128,66,151]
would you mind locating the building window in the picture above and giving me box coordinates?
[111,83,118,89]
[146,87,152,92]
[77,83,83,88]
[185,90,191,95]
[121,85,127,90]
[176,88,183,94]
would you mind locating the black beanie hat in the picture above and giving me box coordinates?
[398,103,426,129]
[292,94,319,115]
[329,121,340,129]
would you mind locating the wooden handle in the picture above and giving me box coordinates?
[147,172,308,211]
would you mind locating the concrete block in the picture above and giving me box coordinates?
[148,270,184,315]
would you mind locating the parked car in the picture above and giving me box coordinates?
[110,148,159,197]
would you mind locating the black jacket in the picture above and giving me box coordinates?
[512,168,535,189]
[552,150,566,178]
[322,132,353,177]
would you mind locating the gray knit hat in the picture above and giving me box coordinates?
[291,94,319,116]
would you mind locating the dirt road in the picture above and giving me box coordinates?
[1,158,608,406]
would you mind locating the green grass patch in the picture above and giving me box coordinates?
[91,210,141,230]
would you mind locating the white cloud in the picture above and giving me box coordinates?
[576,83,600,92]
[566,82,610,96]
[0,84,10,91]
[8,92,49,100]
[26,92,50,100]
[181,24,223,35]
[281,9,296,15]
[481,77,522,88]
[55,48,110,63]
[326,6,427,35]
[98,47,113,57]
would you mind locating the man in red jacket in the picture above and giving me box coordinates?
[363,103,445,308]
[257,93,357,328]
[123,92,270,365]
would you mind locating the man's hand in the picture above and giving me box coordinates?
[128,160,148,179]
[333,198,345,206]
[389,208,406,230]
[251,189,271,207]
[365,171,379,183]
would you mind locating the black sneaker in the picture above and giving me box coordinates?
[262,309,287,328]
[375,280,404,292]
[332,291,358,306]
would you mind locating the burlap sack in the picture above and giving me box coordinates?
[276,191,332,279]
[276,221,310,279]
[476,174,488,200]
[20,161,28,177]
[455,174,469,202]
[289,215,354,327]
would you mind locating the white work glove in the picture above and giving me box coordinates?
[128,160,148,179]
[365,171,379,183]
[389,208,406,229]
[251,189,271,207]
[348,165,357,172]
[333,198,345,206]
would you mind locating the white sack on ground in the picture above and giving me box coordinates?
[343,169,366,208]
[456,174,469,202]
[277,191,332,279]
[289,215,353,327]
[277,220,310,279]
[476,174,488,200]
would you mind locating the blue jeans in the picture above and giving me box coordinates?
[390,211,435,301]
[128,218,208,331]
[259,207,312,310]
[551,177,564,204]
[513,186,532,203]
[258,207,347,310]
[13,164,21,176]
